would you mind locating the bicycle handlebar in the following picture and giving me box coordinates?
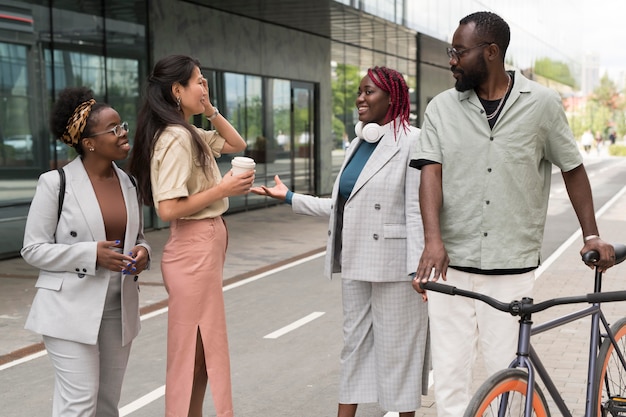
[582,243,626,264]
[419,243,626,317]
[419,281,626,316]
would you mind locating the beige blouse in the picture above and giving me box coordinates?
[150,124,227,219]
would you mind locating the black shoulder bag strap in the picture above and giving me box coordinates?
[57,167,66,222]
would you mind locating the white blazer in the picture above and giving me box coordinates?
[22,157,151,346]
[292,125,422,281]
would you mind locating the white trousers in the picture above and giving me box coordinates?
[43,313,131,417]
[428,269,534,417]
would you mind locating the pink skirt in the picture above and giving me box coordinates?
[161,216,233,417]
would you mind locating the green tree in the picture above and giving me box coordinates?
[567,74,626,148]
[589,74,625,138]
[534,57,577,88]
[591,74,622,111]
[331,64,361,146]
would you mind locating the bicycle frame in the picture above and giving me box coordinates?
[420,244,626,417]
[504,267,626,417]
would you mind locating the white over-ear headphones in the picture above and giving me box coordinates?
[355,121,392,143]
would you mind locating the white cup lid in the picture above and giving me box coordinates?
[232,156,255,164]
[231,156,255,168]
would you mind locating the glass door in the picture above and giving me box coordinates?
[291,81,315,194]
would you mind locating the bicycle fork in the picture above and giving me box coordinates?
[507,298,572,417]
[507,298,540,417]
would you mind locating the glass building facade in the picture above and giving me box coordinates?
[0,0,584,258]
[0,1,148,256]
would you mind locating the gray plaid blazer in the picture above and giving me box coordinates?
[292,125,422,281]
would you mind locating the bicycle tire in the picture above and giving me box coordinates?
[595,316,626,416]
[463,368,551,417]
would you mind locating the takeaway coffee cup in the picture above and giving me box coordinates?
[231,156,256,176]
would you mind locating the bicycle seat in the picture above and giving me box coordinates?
[582,243,626,265]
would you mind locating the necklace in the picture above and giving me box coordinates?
[485,74,511,121]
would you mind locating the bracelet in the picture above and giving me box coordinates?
[584,234,600,242]
[206,107,219,121]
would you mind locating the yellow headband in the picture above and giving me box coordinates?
[60,99,96,146]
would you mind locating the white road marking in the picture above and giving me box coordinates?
[223,251,325,292]
[536,184,626,279]
[140,307,168,321]
[119,385,165,416]
[263,312,325,339]
[0,349,46,371]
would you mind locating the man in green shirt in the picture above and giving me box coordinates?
[410,11,615,417]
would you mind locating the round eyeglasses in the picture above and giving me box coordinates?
[90,122,129,138]
[446,42,491,61]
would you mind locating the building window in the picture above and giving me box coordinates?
[200,70,316,209]
[0,1,148,258]
[0,42,32,168]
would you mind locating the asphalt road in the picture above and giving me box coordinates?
[2,155,626,417]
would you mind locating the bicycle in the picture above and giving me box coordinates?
[420,243,626,417]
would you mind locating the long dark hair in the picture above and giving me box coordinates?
[128,55,208,206]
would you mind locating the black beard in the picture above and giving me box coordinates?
[453,56,489,92]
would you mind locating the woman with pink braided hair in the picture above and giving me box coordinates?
[252,67,429,416]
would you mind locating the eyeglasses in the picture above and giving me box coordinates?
[91,122,129,138]
[446,42,491,61]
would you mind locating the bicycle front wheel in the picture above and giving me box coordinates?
[464,369,550,417]
[595,316,626,416]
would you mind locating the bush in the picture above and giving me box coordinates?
[608,144,626,157]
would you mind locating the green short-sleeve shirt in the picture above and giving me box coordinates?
[413,71,582,269]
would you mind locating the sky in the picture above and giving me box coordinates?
[407,0,626,84]
[411,1,626,83]
[579,1,625,74]
[511,1,626,81]
[405,1,626,87]
[551,1,623,71]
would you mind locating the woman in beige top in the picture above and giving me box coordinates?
[128,55,253,417]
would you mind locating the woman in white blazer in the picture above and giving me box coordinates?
[252,67,429,417]
[22,87,151,417]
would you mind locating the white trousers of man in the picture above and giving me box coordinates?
[427,268,534,417]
